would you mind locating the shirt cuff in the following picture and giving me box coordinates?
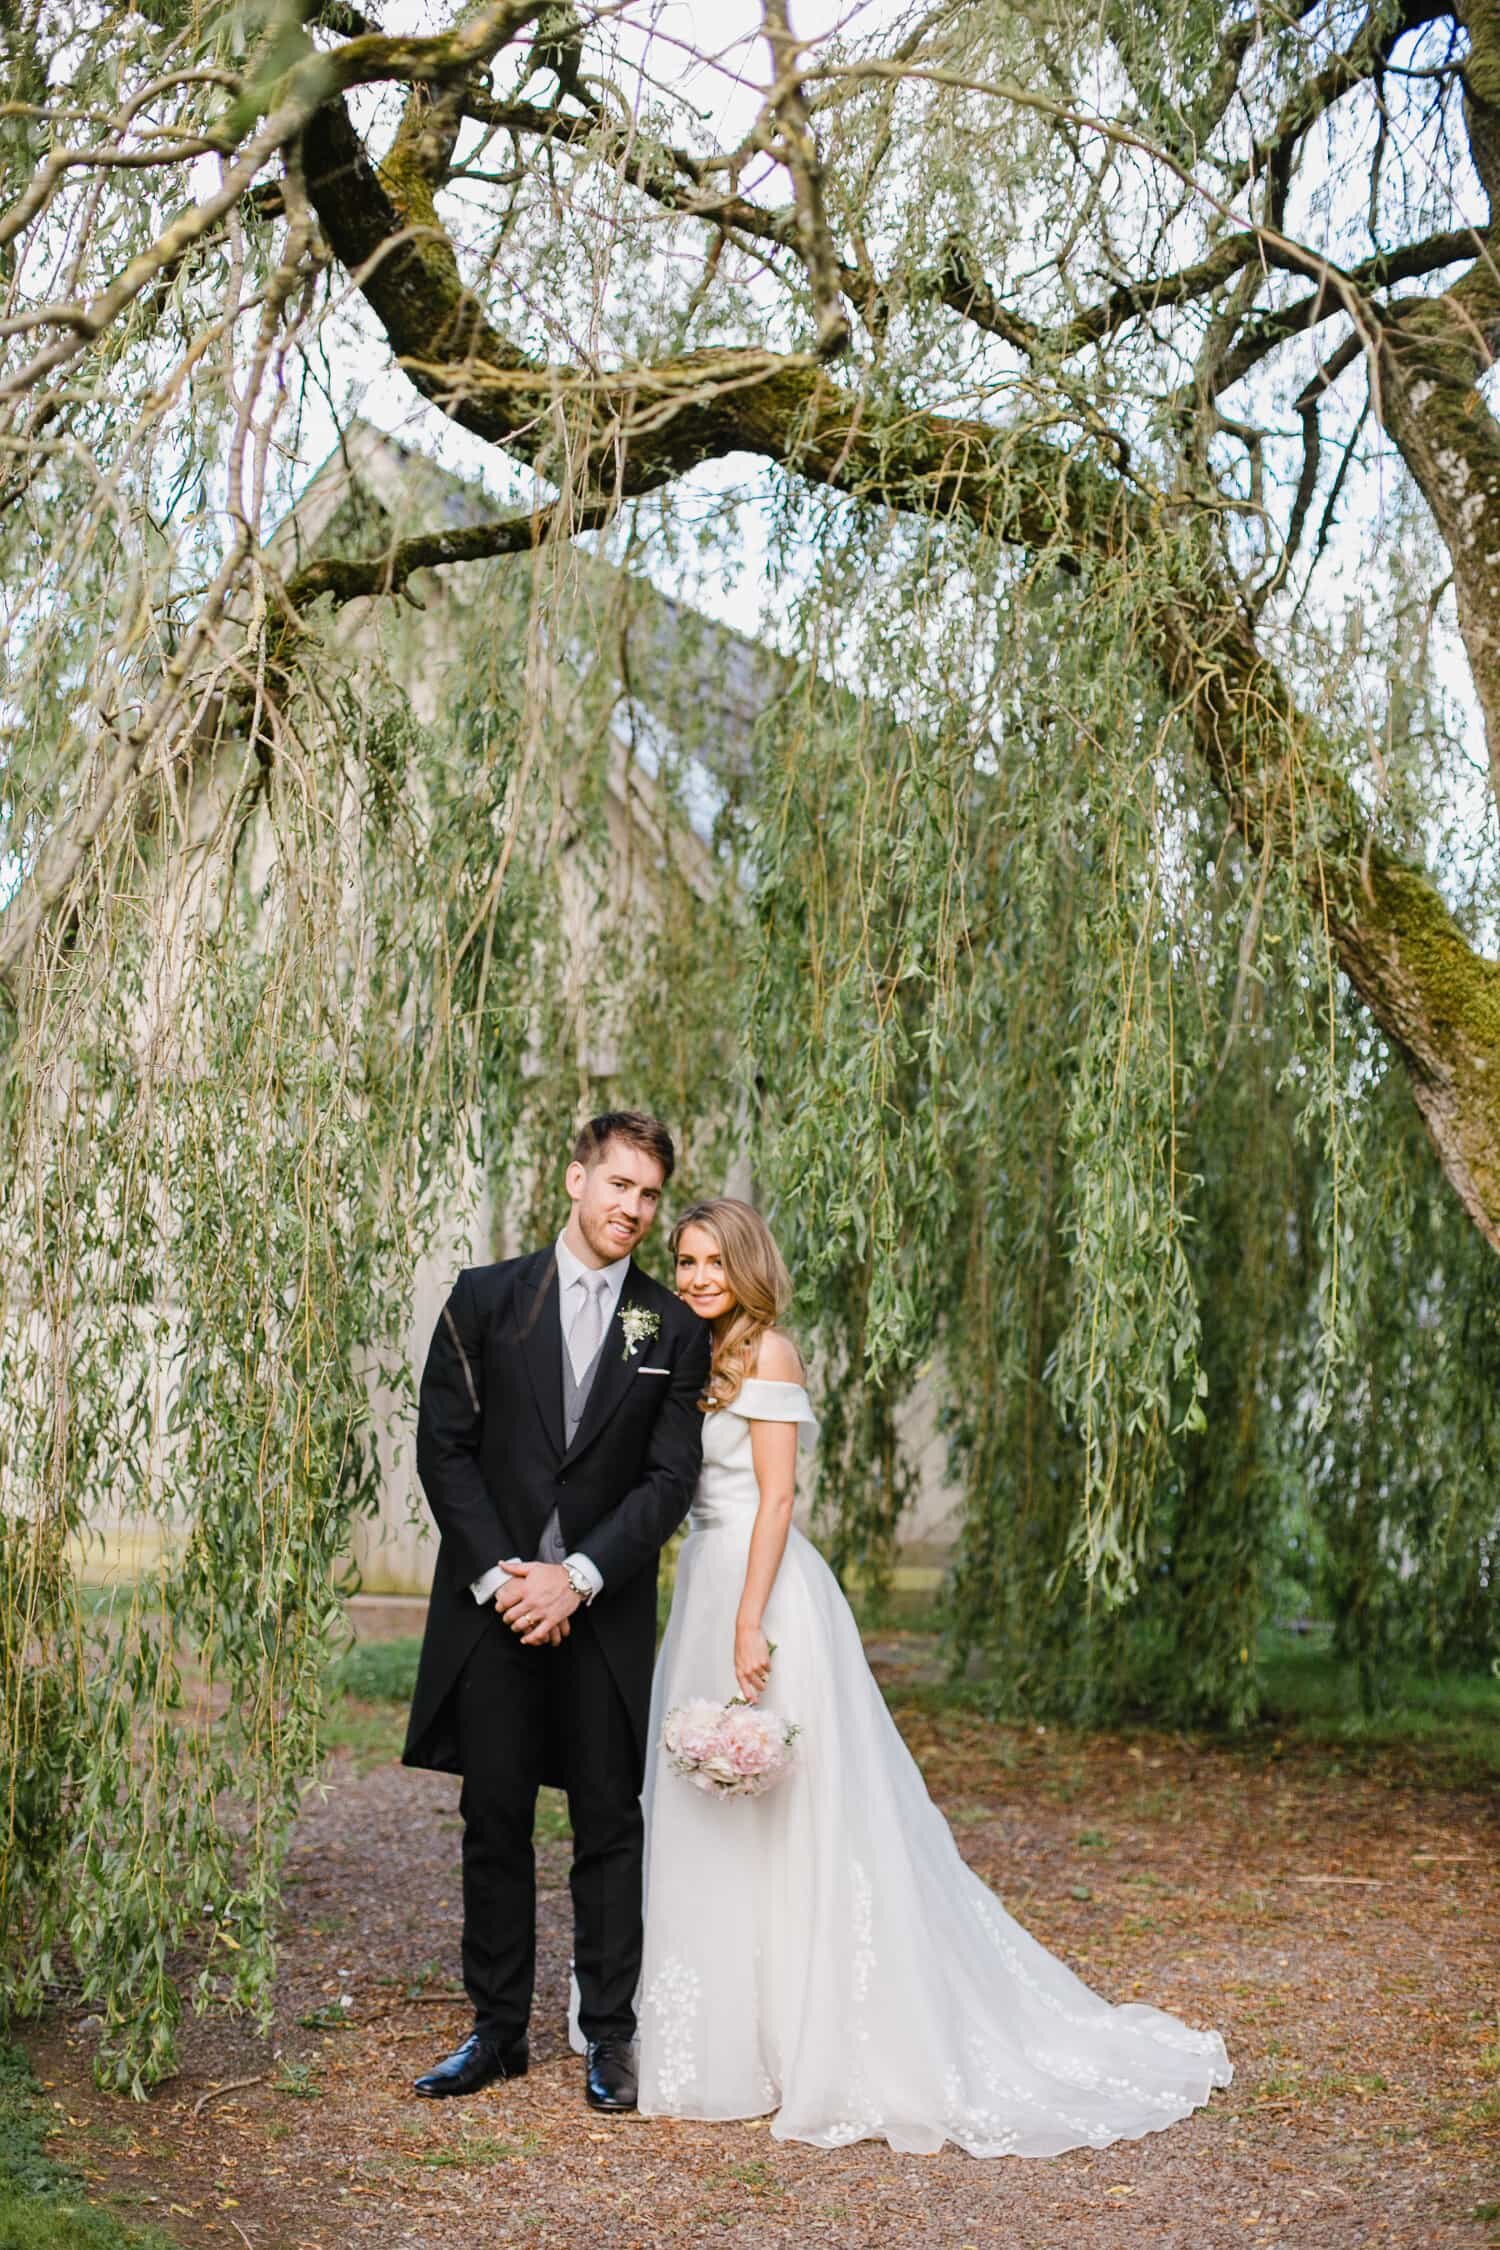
[470,1563,512,1605]
[563,1551,604,1600]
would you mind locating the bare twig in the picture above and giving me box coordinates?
[759,1,850,359]
[192,2073,267,2116]
[1213,229,1486,394]
[0,1,549,405]
[1251,331,1365,615]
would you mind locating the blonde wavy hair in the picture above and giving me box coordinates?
[669,1198,798,1409]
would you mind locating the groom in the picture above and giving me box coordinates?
[403,1110,710,2109]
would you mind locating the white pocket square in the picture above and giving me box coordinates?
[637,1365,671,1375]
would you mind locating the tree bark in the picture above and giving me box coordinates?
[1367,2,1500,804]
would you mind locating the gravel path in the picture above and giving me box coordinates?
[25,1667,1500,2250]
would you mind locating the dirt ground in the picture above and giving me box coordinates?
[24,1640,1500,2250]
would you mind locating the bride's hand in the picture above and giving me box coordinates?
[734,1620,772,1704]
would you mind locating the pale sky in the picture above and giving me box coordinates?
[334,0,863,648]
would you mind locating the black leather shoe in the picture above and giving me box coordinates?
[584,2037,638,2112]
[413,2032,528,2098]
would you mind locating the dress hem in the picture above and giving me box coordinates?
[642,2065,1233,2158]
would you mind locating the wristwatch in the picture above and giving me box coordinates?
[563,1559,597,1606]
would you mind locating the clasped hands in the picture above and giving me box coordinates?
[495,1559,580,1647]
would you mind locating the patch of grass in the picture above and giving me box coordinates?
[479,2129,540,2160]
[887,1631,1500,1789]
[270,2060,322,2100]
[1250,2064,1391,2107]
[1039,1763,1088,1806]
[535,1789,572,1844]
[0,2040,172,2249]
[317,1700,404,1771]
[1442,2089,1500,2144]
[844,1589,948,1636]
[1128,1784,1187,1819]
[718,2158,782,2197]
[1254,1637,1500,1787]
[328,1636,423,1703]
[296,2001,354,2031]
[403,1962,447,1995]
[403,2129,536,2170]
[320,1636,423,1770]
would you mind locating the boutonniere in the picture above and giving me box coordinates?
[619,1304,660,1361]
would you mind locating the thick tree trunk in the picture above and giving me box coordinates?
[1162,601,1500,1249]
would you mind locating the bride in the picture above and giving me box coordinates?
[632,1196,1232,2157]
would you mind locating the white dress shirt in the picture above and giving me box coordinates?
[469,1234,629,1608]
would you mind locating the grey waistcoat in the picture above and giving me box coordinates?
[537,1316,609,1562]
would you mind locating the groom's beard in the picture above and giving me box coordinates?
[578,1208,650,1263]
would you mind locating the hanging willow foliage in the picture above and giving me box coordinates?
[749,507,1282,1600]
[0,607,527,2086]
[738,486,1497,1724]
[2,0,1499,2092]
[0,436,756,2087]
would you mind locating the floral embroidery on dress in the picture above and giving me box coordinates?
[641,1956,700,2110]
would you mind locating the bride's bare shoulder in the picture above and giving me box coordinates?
[751,1329,804,1383]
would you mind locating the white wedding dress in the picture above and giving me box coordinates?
[630,1377,1232,2156]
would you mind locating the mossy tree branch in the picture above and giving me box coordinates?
[283,488,618,607]
[301,63,1500,1250]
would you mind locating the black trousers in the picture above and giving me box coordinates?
[453,1608,643,2046]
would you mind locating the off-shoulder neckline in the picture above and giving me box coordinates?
[714,1376,818,1437]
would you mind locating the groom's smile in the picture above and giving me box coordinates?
[565,1135,666,1268]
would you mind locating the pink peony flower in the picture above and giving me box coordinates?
[726,1730,774,1776]
[661,1692,800,1798]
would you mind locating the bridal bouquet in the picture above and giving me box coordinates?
[661,1696,800,1798]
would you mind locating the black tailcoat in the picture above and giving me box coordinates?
[403,1248,710,1783]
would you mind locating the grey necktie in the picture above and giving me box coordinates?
[569,1270,608,1379]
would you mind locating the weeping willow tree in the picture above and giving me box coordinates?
[749,517,1497,1728]
[2,0,1499,2085]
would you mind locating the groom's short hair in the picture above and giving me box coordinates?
[572,1108,676,1182]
